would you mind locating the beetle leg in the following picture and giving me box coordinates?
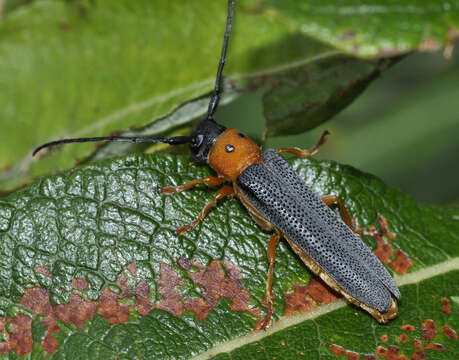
[257,232,281,330]
[321,194,357,231]
[175,185,234,235]
[321,196,396,240]
[161,176,224,195]
[278,130,329,158]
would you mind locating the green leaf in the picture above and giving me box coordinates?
[261,0,459,58]
[0,0,396,191]
[0,153,457,358]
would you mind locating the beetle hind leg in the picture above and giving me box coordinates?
[278,130,329,158]
[256,232,280,330]
[321,195,396,240]
[175,185,234,236]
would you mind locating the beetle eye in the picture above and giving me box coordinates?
[225,144,235,153]
[238,132,245,138]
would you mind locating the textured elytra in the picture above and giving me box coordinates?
[237,150,400,313]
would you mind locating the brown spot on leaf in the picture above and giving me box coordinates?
[397,334,408,343]
[346,351,359,360]
[283,285,317,316]
[376,346,387,356]
[391,249,412,275]
[306,277,340,304]
[180,259,260,320]
[8,315,32,356]
[377,215,396,240]
[421,319,437,341]
[330,344,346,355]
[72,277,89,291]
[440,297,451,314]
[425,342,446,351]
[97,288,131,325]
[135,280,154,316]
[155,263,184,317]
[56,294,98,328]
[183,297,212,321]
[381,334,389,342]
[411,348,425,360]
[126,262,137,277]
[413,338,423,349]
[2,259,259,355]
[375,345,410,360]
[443,324,458,340]
[372,234,392,265]
[34,266,52,278]
[19,287,53,314]
[0,343,7,355]
[401,324,415,332]
[41,316,60,354]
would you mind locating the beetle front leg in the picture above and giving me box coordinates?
[161,176,224,195]
[175,185,234,235]
[278,130,329,158]
[257,232,280,330]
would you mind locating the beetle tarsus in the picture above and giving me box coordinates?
[277,130,330,158]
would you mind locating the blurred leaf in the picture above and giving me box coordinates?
[0,153,457,358]
[262,56,397,137]
[261,0,459,58]
[1,0,403,192]
[0,0,329,191]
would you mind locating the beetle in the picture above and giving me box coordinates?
[33,0,400,328]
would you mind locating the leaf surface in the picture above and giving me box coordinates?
[0,153,457,358]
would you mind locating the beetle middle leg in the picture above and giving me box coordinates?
[321,195,396,239]
[278,130,329,158]
[175,185,234,235]
[257,231,281,330]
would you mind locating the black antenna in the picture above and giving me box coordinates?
[206,0,233,120]
[33,0,234,156]
[33,135,191,156]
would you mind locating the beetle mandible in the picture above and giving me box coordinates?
[33,0,400,329]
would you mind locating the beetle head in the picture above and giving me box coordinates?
[189,119,226,163]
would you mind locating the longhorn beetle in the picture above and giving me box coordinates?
[33,0,400,328]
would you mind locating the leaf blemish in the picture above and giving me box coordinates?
[401,324,415,332]
[443,324,458,340]
[440,297,451,314]
[72,277,89,291]
[283,285,317,317]
[179,259,260,321]
[397,334,408,343]
[421,319,437,341]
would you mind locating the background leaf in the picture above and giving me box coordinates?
[0,153,457,358]
[261,0,459,57]
[0,0,399,192]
